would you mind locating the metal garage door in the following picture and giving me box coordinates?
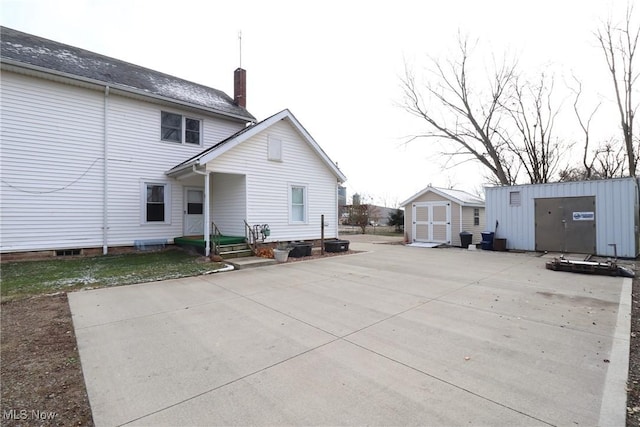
[412,202,451,243]
[535,196,596,254]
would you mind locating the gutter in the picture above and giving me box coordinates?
[166,160,200,178]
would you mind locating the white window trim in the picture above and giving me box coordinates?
[473,208,480,226]
[141,181,172,225]
[288,183,308,224]
[160,111,202,146]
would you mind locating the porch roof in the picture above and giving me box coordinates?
[165,109,347,183]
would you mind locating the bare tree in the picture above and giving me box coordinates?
[400,37,518,185]
[401,36,568,185]
[597,5,640,176]
[501,73,564,183]
[569,76,602,179]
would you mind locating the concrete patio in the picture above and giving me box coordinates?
[68,236,630,426]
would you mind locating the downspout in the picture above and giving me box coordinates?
[335,182,340,238]
[103,86,110,255]
[192,164,211,256]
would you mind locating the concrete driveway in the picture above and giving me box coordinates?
[69,237,630,426]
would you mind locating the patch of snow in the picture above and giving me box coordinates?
[147,75,231,110]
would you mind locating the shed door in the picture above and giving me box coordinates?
[535,196,596,254]
[412,202,451,243]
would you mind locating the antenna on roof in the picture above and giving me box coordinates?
[238,30,242,68]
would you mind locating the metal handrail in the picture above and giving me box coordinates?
[211,221,222,255]
[244,220,258,255]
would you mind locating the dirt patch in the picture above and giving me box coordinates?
[628,276,640,426]
[1,293,93,426]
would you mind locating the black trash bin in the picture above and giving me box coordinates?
[480,232,494,250]
[324,239,350,253]
[289,242,313,258]
[459,231,473,249]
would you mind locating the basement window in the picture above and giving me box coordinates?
[509,191,521,206]
[56,248,81,257]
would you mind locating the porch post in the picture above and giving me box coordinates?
[204,172,211,257]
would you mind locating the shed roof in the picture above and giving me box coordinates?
[401,185,484,207]
[0,26,255,122]
[166,109,347,183]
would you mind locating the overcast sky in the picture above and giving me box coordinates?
[1,0,630,206]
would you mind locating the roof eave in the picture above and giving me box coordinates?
[400,186,484,207]
[1,59,255,123]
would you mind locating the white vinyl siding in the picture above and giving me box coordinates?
[0,72,104,252]
[211,173,246,237]
[0,70,246,253]
[105,95,243,247]
[206,120,339,241]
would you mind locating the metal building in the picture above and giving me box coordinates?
[484,177,639,258]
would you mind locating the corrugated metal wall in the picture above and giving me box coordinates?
[485,177,639,258]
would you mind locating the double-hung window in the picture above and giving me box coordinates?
[290,185,307,223]
[473,208,480,226]
[161,111,201,145]
[143,182,170,224]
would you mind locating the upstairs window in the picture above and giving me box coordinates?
[185,118,200,144]
[161,111,201,145]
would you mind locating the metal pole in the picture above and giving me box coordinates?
[321,214,325,255]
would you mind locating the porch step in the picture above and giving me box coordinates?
[228,256,277,270]
[218,243,253,259]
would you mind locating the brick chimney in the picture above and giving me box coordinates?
[234,68,246,108]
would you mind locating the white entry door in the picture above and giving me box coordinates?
[412,202,451,243]
[184,188,204,236]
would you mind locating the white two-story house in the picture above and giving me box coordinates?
[0,26,346,258]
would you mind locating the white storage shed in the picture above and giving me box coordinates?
[401,186,485,246]
[484,177,639,258]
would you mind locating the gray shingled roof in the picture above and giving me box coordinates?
[0,26,255,121]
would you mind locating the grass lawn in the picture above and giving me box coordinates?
[1,249,226,300]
